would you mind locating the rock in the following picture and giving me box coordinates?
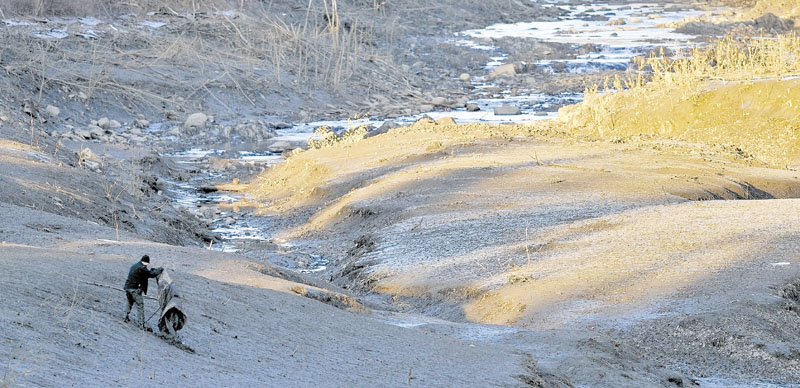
[74,129,92,139]
[268,141,293,153]
[414,116,435,125]
[97,117,111,129]
[608,18,626,26]
[168,127,182,136]
[22,100,37,118]
[459,73,471,82]
[494,104,521,115]
[365,120,399,138]
[133,119,150,129]
[165,110,180,121]
[109,119,121,129]
[489,63,517,79]
[429,97,448,106]
[87,125,104,139]
[184,113,208,128]
[466,103,480,112]
[273,122,292,129]
[45,105,60,117]
[77,91,88,101]
[752,12,794,33]
[0,115,8,122]
[130,128,143,136]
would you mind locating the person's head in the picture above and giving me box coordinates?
[141,255,150,266]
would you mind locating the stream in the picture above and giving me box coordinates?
[165,2,716,273]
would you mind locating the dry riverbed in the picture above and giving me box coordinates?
[3,0,800,387]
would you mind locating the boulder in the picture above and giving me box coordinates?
[97,117,111,129]
[459,73,471,82]
[494,104,521,116]
[109,119,121,129]
[87,124,104,139]
[466,103,480,112]
[752,13,794,34]
[429,97,448,106]
[184,113,208,128]
[74,129,92,139]
[45,105,60,117]
[133,119,150,129]
[489,63,517,79]
[365,120,399,139]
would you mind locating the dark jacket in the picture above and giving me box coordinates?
[124,261,163,295]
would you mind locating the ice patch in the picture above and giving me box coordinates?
[3,19,33,26]
[79,17,102,26]
[33,29,68,39]
[139,20,167,29]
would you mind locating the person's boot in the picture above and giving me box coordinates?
[123,315,130,322]
[141,324,153,332]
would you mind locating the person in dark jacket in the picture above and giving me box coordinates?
[124,255,163,329]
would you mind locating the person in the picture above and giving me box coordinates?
[123,255,163,330]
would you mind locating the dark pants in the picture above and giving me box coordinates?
[125,289,144,327]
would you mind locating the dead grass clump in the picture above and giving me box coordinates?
[559,34,800,167]
[0,2,408,121]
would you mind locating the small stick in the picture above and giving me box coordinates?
[407,367,413,385]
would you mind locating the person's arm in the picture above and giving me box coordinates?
[148,267,164,278]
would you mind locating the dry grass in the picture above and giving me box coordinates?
[0,0,233,17]
[559,34,800,167]
[0,1,408,118]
